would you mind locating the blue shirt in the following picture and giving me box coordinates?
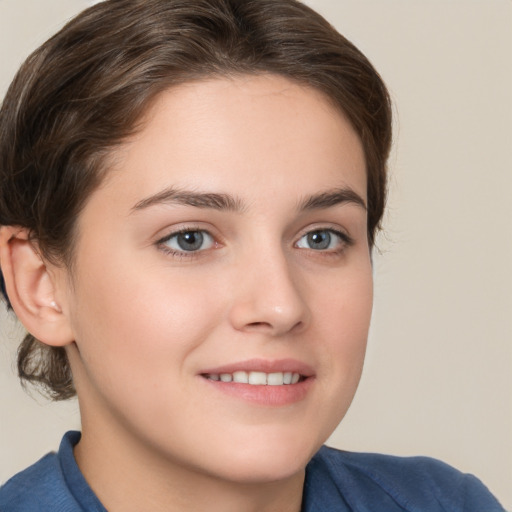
[0,431,505,511]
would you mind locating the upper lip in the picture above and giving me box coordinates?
[200,358,315,377]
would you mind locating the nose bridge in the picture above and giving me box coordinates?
[229,241,310,335]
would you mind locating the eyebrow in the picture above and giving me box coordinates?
[297,187,367,211]
[131,187,245,213]
[131,185,366,213]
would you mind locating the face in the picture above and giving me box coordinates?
[60,75,372,484]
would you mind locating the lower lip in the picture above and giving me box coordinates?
[200,376,314,406]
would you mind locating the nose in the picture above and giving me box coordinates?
[228,251,310,337]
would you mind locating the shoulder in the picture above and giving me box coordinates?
[0,432,87,512]
[0,453,65,511]
[304,445,505,512]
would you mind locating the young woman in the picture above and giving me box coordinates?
[0,1,505,511]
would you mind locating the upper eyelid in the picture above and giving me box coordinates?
[155,224,216,243]
[295,228,352,246]
[160,228,212,241]
[295,224,352,241]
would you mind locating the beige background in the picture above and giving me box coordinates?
[1,0,511,508]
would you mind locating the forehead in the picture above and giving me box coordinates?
[92,74,366,212]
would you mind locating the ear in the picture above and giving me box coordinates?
[0,226,74,347]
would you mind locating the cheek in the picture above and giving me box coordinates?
[283,261,373,447]
[320,259,373,333]
[316,261,373,377]
[66,263,228,436]
[68,255,225,382]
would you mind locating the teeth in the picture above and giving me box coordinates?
[233,371,248,384]
[267,372,284,386]
[207,371,302,386]
[249,371,267,385]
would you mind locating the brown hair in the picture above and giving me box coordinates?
[0,0,392,400]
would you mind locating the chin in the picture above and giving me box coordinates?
[213,455,309,485]
[200,430,322,484]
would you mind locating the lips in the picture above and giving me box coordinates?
[199,359,315,406]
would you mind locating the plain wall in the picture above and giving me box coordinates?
[1,0,511,508]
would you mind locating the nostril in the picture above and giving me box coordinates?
[245,320,304,333]
[247,321,271,328]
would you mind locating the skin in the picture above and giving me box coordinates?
[10,75,373,511]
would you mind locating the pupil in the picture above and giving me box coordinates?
[308,231,330,250]
[177,231,203,251]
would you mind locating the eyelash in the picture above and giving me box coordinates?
[295,228,354,255]
[156,226,354,259]
[156,226,216,259]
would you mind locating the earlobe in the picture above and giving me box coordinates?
[0,226,74,347]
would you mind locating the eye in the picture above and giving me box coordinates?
[296,229,349,251]
[160,229,215,253]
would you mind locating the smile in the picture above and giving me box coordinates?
[199,359,315,405]
[204,371,302,386]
